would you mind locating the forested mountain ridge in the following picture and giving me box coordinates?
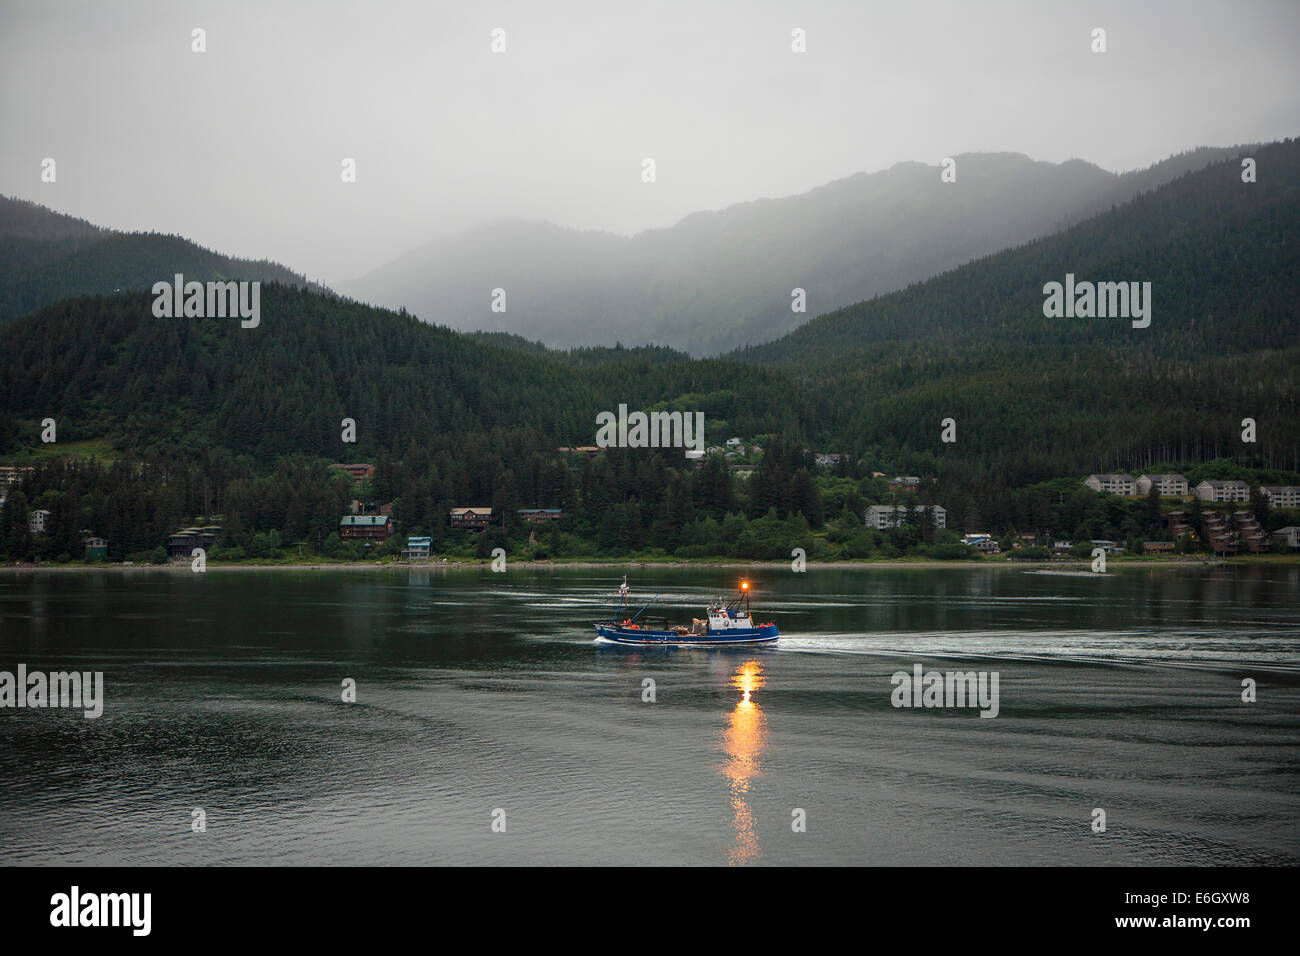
[0,285,802,462]
[0,195,105,241]
[737,138,1298,365]
[0,195,318,325]
[342,148,1254,355]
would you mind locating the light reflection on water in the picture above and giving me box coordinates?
[721,661,767,866]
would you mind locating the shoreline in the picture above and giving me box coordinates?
[0,556,1262,573]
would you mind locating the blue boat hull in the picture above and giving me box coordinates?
[594,622,779,646]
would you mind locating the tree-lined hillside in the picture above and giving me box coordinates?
[0,285,801,462]
[0,195,317,325]
[738,139,1299,363]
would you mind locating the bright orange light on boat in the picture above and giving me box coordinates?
[740,581,749,590]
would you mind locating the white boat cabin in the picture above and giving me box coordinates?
[706,607,754,631]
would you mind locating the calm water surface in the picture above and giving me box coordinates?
[1,564,1297,866]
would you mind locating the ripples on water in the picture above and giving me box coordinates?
[0,564,1297,865]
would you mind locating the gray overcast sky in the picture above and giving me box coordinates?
[2,0,1297,282]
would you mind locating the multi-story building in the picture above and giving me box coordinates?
[1135,474,1189,496]
[1201,514,1238,555]
[866,504,947,530]
[1194,479,1250,503]
[1235,512,1268,553]
[340,515,392,541]
[449,507,492,531]
[28,509,50,534]
[402,536,432,560]
[1271,527,1300,551]
[0,465,33,489]
[1166,512,1198,542]
[1083,474,1137,495]
[1260,485,1300,509]
[167,526,221,558]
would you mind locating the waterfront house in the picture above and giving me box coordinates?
[167,526,220,558]
[517,509,562,523]
[962,533,999,553]
[1142,541,1176,553]
[1200,514,1237,555]
[1165,512,1197,541]
[402,536,432,560]
[1271,527,1300,551]
[83,536,107,560]
[450,507,492,531]
[340,514,392,541]
[1234,512,1268,553]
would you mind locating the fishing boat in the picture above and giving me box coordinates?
[594,577,779,646]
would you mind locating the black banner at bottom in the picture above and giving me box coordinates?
[0,865,1284,942]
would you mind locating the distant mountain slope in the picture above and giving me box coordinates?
[341,147,1252,355]
[735,138,1299,365]
[0,196,104,241]
[0,195,317,324]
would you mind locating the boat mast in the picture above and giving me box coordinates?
[612,575,628,622]
[726,579,752,614]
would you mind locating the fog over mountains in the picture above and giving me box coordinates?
[0,144,1257,356]
[340,146,1243,355]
